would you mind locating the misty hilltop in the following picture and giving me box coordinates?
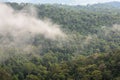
[0,2,120,80]
[92,1,120,8]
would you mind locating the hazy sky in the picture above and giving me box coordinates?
[1,0,120,5]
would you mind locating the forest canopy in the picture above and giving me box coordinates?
[0,2,120,80]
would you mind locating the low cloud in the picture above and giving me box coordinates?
[0,3,65,49]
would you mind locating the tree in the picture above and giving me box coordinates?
[0,68,12,80]
[25,74,39,80]
[91,70,102,80]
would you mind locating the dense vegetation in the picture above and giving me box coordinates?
[0,49,120,80]
[0,2,120,80]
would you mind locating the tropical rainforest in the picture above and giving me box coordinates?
[0,2,120,80]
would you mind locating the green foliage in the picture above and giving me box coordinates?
[0,2,120,80]
[0,50,120,80]
[0,68,12,80]
[26,74,39,80]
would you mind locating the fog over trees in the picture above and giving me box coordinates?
[0,2,120,80]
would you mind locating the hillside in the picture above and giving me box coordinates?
[0,2,120,80]
[7,2,120,54]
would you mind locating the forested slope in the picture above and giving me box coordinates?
[0,2,120,80]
